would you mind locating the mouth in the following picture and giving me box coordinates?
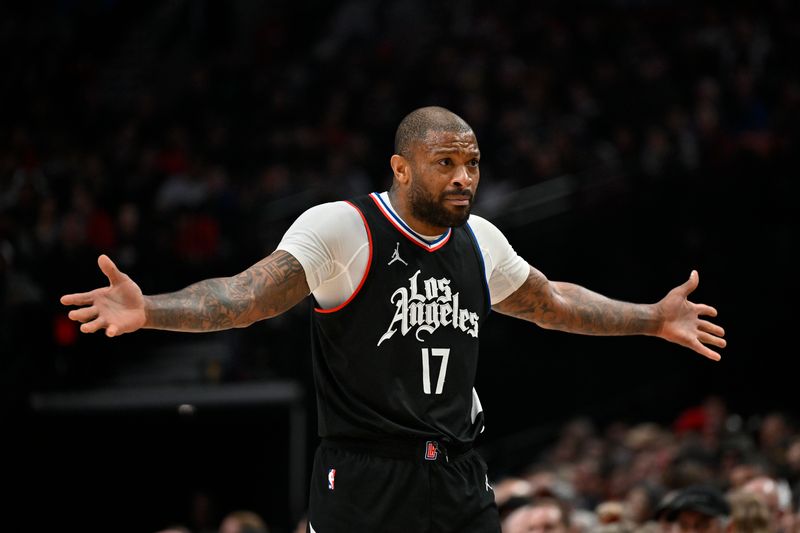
[443,192,473,207]
[445,198,471,206]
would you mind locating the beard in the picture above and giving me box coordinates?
[408,177,474,229]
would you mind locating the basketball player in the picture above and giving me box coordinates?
[61,106,726,532]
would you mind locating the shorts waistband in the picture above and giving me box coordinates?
[321,437,473,462]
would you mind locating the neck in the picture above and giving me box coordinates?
[387,188,447,236]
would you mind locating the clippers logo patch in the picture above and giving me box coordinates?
[327,468,336,490]
[425,441,438,461]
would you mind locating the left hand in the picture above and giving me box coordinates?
[656,270,726,361]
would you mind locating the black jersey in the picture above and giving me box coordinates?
[309,192,491,447]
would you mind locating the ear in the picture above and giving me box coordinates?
[390,154,411,185]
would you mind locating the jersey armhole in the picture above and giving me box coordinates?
[314,200,373,314]
[465,221,492,317]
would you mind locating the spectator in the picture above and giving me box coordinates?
[155,527,191,533]
[665,484,731,533]
[218,509,268,533]
[740,475,796,533]
[501,496,572,533]
[727,490,771,533]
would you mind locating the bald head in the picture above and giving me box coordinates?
[394,106,474,157]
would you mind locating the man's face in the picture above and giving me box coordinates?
[675,510,725,533]
[526,505,568,533]
[406,130,480,229]
[502,504,568,533]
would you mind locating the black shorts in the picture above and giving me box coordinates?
[307,438,500,533]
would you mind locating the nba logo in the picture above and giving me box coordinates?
[327,468,336,490]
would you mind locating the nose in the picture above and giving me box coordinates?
[451,165,473,189]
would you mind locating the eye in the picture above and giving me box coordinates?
[438,158,452,166]
[468,159,480,167]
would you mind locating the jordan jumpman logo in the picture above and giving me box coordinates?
[388,242,408,266]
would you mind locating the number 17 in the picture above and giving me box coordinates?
[422,348,450,395]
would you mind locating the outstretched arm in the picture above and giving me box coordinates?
[60,251,310,337]
[492,265,726,361]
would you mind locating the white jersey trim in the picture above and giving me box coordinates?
[275,192,529,309]
[471,387,485,433]
[370,192,451,251]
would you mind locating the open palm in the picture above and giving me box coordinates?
[60,254,146,337]
[657,270,726,361]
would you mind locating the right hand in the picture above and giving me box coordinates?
[60,254,146,337]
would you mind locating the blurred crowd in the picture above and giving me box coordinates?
[494,396,800,533]
[2,0,798,399]
[155,507,299,533]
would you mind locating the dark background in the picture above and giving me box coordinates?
[2,1,798,532]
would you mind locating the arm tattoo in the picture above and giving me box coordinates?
[493,268,660,336]
[144,250,309,332]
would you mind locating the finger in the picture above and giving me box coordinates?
[106,324,120,337]
[698,319,725,338]
[80,317,108,334]
[68,306,99,323]
[698,331,727,349]
[695,303,717,317]
[693,340,721,361]
[61,291,98,306]
[98,254,125,285]
[681,270,699,295]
